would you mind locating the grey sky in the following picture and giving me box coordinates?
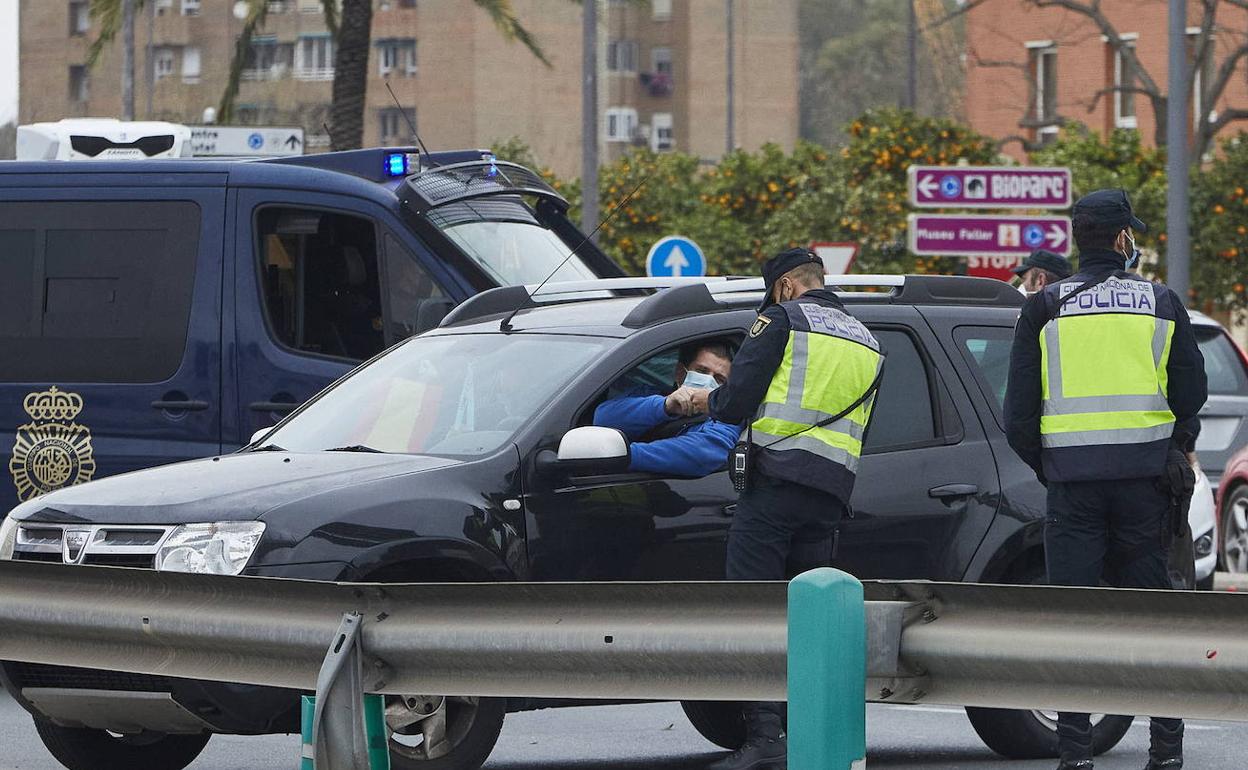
[1,0,15,124]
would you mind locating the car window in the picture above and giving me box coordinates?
[256,207,384,362]
[1194,325,1248,396]
[863,329,939,452]
[263,333,610,457]
[954,325,1013,426]
[0,200,200,382]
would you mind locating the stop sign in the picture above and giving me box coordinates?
[965,255,1024,283]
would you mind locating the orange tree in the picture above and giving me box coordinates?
[1191,132,1248,316]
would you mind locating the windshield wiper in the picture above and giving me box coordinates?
[325,445,385,453]
[250,444,285,452]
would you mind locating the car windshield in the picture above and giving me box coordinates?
[442,219,599,286]
[1194,325,1248,396]
[261,334,610,457]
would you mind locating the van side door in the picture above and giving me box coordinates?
[0,186,225,509]
[229,189,457,447]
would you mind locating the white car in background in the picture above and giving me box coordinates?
[1191,462,1217,589]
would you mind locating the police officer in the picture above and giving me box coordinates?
[1005,190,1207,770]
[694,247,883,770]
[1013,248,1074,294]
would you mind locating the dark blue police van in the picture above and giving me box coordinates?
[0,148,621,508]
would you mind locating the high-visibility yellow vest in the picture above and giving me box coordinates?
[1039,276,1175,452]
[751,299,882,484]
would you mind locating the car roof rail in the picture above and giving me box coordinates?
[440,273,1021,329]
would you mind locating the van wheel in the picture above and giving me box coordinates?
[965,707,1132,759]
[680,701,788,751]
[386,695,505,770]
[33,719,210,770]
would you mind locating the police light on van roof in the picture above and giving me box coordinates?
[385,152,410,177]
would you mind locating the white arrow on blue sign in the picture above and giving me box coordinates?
[646,236,707,278]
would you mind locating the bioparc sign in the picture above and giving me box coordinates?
[907,166,1071,209]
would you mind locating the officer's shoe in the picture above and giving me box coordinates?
[1143,758,1182,769]
[1056,761,1093,770]
[707,735,786,770]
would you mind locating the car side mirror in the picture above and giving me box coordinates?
[538,426,630,476]
[250,428,273,446]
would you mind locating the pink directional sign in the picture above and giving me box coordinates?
[908,165,1071,209]
[907,214,1072,257]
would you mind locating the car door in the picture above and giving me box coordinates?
[0,189,225,510]
[228,189,456,448]
[1191,322,1248,486]
[838,306,1003,581]
[522,325,742,582]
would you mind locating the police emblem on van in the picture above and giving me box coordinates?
[9,387,97,502]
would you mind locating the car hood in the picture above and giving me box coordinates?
[9,451,461,526]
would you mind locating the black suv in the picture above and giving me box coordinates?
[0,275,1131,770]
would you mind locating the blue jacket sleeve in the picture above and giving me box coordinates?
[593,394,670,441]
[628,420,742,477]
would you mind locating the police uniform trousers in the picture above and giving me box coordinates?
[1045,478,1184,762]
[726,473,848,738]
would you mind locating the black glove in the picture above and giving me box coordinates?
[1161,446,1196,500]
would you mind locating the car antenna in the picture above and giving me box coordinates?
[499,171,652,334]
[384,81,430,155]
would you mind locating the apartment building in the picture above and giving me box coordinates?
[18,0,799,175]
[964,0,1248,159]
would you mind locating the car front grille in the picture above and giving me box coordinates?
[11,523,171,568]
[8,662,174,692]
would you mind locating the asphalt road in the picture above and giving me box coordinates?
[2,690,1244,769]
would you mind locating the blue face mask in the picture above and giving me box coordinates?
[1122,231,1141,269]
[682,370,719,392]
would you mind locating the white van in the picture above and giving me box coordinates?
[16,118,193,160]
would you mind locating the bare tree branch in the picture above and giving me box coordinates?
[922,0,993,31]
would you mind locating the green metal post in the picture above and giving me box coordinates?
[300,694,391,769]
[787,567,867,770]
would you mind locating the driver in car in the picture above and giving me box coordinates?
[593,340,742,476]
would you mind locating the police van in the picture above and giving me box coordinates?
[0,147,622,508]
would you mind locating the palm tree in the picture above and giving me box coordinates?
[87,0,552,150]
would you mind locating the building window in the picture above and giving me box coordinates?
[651,46,672,75]
[154,0,173,15]
[1027,44,1058,143]
[605,107,638,142]
[607,40,639,72]
[182,46,201,84]
[651,112,674,151]
[378,39,417,77]
[379,108,416,145]
[68,1,90,36]
[299,1,321,12]
[296,36,335,80]
[652,0,672,20]
[180,0,200,17]
[266,0,294,12]
[244,37,294,80]
[380,0,417,8]
[68,65,89,103]
[153,46,176,80]
[1113,37,1138,129]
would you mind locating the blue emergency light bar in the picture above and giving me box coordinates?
[385,152,409,177]
[261,147,502,184]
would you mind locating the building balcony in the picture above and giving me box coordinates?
[638,72,673,98]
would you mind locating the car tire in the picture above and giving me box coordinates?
[964,707,1132,759]
[680,701,788,751]
[33,719,210,770]
[387,696,506,770]
[1220,485,1248,573]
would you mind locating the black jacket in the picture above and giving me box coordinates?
[710,288,872,503]
[1004,248,1207,483]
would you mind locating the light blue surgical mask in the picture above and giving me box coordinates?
[1122,231,1141,270]
[682,370,719,392]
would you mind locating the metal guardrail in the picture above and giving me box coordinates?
[2,560,1248,765]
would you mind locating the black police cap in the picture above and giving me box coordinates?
[1011,249,1074,279]
[759,247,824,311]
[1072,188,1147,234]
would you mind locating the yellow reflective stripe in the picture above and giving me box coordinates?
[751,416,863,457]
[1040,410,1175,433]
[802,333,880,422]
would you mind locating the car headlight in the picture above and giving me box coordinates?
[154,522,265,575]
[0,516,16,561]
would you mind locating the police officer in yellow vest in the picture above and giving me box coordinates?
[1005,190,1207,770]
[695,248,883,770]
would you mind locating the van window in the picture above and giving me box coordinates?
[256,207,384,361]
[0,201,200,382]
[382,233,448,341]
